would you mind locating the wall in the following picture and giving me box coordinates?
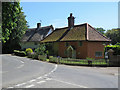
[58,41,88,59]
[53,42,59,56]
[108,51,120,66]
[87,42,105,59]
[21,42,40,50]
[58,41,105,59]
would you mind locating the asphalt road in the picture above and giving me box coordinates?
[1,54,118,89]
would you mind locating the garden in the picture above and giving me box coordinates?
[13,43,111,67]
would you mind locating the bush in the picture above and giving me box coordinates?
[86,57,95,60]
[38,55,47,61]
[25,48,33,55]
[13,50,26,56]
[105,44,120,55]
[31,52,38,59]
[35,44,46,55]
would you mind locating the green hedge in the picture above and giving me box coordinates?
[38,55,47,61]
[105,44,120,55]
[14,50,26,56]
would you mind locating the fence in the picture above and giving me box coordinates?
[38,55,109,66]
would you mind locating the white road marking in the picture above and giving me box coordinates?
[37,77,42,79]
[53,79,88,88]
[21,61,24,63]
[15,83,26,87]
[17,64,24,69]
[8,86,14,88]
[25,84,35,88]
[46,78,52,81]
[8,64,57,88]
[28,79,36,83]
[36,80,46,84]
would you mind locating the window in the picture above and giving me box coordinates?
[95,52,102,57]
[78,41,82,46]
[65,42,69,47]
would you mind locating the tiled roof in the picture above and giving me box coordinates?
[21,25,53,42]
[41,23,111,43]
[87,24,111,41]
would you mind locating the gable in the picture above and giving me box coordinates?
[87,24,111,41]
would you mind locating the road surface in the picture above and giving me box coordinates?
[1,54,118,89]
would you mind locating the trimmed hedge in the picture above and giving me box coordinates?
[14,50,26,56]
[105,44,120,55]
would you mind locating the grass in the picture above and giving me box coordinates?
[37,55,108,66]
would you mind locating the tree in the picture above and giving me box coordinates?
[95,27,105,34]
[2,2,28,53]
[105,28,120,45]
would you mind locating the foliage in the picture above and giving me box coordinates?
[86,57,95,60]
[95,27,105,34]
[2,2,28,53]
[45,43,54,55]
[35,44,46,55]
[13,50,26,56]
[31,52,39,59]
[25,48,33,54]
[38,55,47,61]
[105,28,120,45]
[105,44,120,55]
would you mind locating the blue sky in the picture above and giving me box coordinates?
[20,2,118,30]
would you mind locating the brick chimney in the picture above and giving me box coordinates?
[68,13,75,28]
[37,23,41,28]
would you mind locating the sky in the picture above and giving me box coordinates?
[20,2,118,30]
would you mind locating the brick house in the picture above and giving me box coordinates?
[21,23,54,50]
[41,13,111,59]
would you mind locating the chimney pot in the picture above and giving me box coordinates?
[37,23,41,28]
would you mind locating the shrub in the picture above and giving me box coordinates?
[86,57,95,60]
[105,44,120,55]
[31,52,38,59]
[35,44,46,55]
[25,48,33,55]
[38,55,47,61]
[13,50,26,56]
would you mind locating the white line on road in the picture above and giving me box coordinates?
[17,64,24,69]
[36,80,46,84]
[37,77,42,79]
[21,61,24,63]
[28,79,36,83]
[25,84,35,88]
[46,78,52,81]
[53,79,88,88]
[15,83,26,87]
[8,86,14,88]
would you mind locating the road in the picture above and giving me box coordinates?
[1,54,118,89]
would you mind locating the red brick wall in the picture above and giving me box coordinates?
[87,42,105,59]
[58,41,105,59]
[58,41,88,59]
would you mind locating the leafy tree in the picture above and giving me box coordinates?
[95,27,105,34]
[2,2,28,53]
[105,29,120,45]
